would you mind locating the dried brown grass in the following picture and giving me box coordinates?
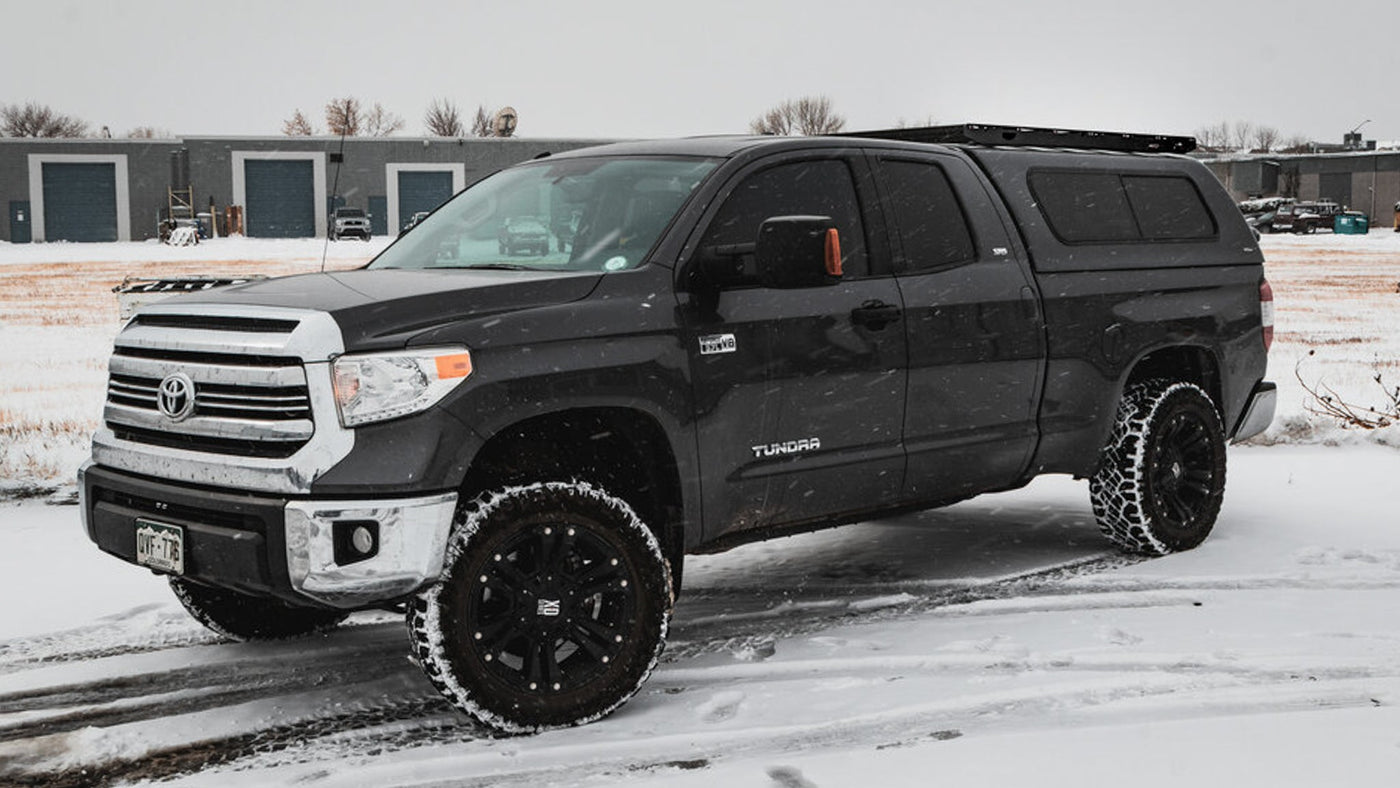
[0,258,362,328]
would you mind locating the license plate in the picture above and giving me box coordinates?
[135,519,185,575]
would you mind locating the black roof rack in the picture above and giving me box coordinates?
[835,123,1196,154]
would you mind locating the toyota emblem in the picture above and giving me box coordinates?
[157,373,196,422]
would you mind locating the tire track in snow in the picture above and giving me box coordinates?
[0,613,400,675]
[665,553,1147,660]
[0,554,1145,784]
[8,548,1392,786]
[0,651,410,743]
[182,673,1400,788]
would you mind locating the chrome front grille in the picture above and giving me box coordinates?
[103,337,315,456]
[92,303,352,495]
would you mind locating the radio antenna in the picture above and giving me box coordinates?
[320,129,348,273]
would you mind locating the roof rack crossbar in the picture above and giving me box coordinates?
[835,123,1196,154]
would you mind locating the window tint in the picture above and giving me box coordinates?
[1123,176,1216,239]
[702,159,868,277]
[879,160,976,271]
[1029,170,1218,243]
[1029,172,1138,243]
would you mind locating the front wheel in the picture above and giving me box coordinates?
[408,482,672,733]
[1090,380,1227,556]
[170,578,348,641]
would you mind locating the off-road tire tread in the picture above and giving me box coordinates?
[406,481,672,734]
[1089,380,1227,556]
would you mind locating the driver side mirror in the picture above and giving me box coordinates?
[755,216,842,289]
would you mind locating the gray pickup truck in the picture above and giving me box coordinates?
[82,124,1275,732]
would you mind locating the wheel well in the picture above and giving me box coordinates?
[462,408,685,579]
[1125,346,1222,412]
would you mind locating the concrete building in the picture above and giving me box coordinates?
[1204,150,1400,225]
[1,136,612,243]
[9,135,1398,243]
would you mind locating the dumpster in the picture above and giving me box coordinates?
[1334,212,1369,235]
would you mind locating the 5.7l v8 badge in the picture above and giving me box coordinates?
[698,334,737,355]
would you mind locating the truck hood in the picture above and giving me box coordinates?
[164,268,603,351]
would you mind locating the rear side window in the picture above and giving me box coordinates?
[1029,170,1217,243]
[702,159,869,277]
[879,160,976,271]
[1123,176,1216,239]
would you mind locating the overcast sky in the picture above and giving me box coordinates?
[4,0,1396,144]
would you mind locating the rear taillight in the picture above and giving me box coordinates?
[1260,279,1274,352]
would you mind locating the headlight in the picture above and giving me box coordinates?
[331,347,473,427]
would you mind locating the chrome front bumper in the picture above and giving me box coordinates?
[285,493,458,608]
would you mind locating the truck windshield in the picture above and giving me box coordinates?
[370,156,718,273]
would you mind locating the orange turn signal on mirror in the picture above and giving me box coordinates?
[824,228,843,278]
[435,352,474,379]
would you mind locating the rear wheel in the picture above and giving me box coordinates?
[170,578,348,641]
[408,482,672,733]
[1090,380,1227,555]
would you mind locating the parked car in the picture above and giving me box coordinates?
[82,124,1274,733]
[497,215,550,255]
[399,211,431,236]
[1273,200,1343,234]
[329,207,372,241]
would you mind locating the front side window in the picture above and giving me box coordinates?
[370,156,717,272]
[700,159,869,278]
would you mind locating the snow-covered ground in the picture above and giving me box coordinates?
[0,233,1398,785]
[1,447,1398,786]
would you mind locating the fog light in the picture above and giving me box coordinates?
[332,520,379,566]
[351,526,374,554]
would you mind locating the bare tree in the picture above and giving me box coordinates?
[794,96,845,135]
[750,105,792,136]
[1,101,88,137]
[282,110,315,136]
[1250,125,1280,152]
[363,103,404,137]
[1231,120,1256,152]
[470,105,493,137]
[750,97,846,136]
[1280,134,1312,154]
[750,96,846,136]
[325,97,362,136]
[895,115,938,129]
[424,99,463,136]
[1193,121,1231,152]
[126,126,170,139]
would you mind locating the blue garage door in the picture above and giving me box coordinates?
[398,171,454,230]
[245,159,315,238]
[43,163,117,242]
[368,195,387,236]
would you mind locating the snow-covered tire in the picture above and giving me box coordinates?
[408,482,672,733]
[1090,380,1227,556]
[170,578,348,641]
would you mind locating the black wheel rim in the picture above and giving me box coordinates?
[1146,411,1219,532]
[465,518,636,695]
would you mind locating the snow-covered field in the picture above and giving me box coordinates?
[0,233,1398,786]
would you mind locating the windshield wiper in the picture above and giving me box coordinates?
[431,263,540,271]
